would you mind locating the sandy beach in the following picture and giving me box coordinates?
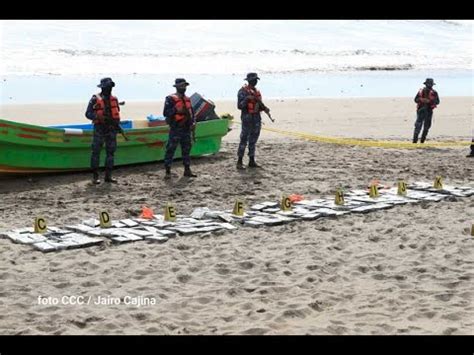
[0,97,473,335]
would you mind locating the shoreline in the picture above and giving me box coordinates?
[1,69,472,104]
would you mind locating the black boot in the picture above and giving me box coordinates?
[236,157,246,170]
[412,133,418,144]
[164,166,171,179]
[104,170,118,183]
[183,165,197,177]
[92,171,101,185]
[420,133,427,144]
[248,157,260,168]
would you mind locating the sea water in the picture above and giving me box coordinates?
[0,20,472,104]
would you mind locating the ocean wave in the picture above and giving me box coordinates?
[259,64,415,74]
[53,48,415,59]
[1,20,470,76]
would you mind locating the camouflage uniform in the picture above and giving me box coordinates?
[163,94,195,168]
[85,94,119,172]
[237,87,263,159]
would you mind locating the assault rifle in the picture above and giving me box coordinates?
[247,90,274,122]
[179,97,196,143]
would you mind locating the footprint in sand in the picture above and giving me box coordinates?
[226,288,241,297]
[442,327,459,335]
[308,301,323,312]
[441,312,463,321]
[414,267,427,273]
[146,327,161,333]
[397,328,409,333]
[326,325,348,335]
[54,282,72,289]
[195,297,212,305]
[131,313,148,321]
[176,244,191,251]
[238,261,254,270]
[215,266,231,275]
[259,281,277,286]
[104,322,119,330]
[78,261,100,270]
[441,281,461,289]
[281,309,309,319]
[68,319,88,329]
[177,274,192,283]
[0,272,13,280]
[434,293,454,302]
[80,281,101,287]
[222,315,236,322]
[36,324,60,333]
[241,328,270,335]
[135,269,154,276]
[240,302,254,311]
[85,316,103,323]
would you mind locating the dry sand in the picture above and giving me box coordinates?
[0,97,473,335]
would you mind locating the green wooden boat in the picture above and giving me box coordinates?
[0,117,231,174]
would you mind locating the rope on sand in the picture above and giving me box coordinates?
[238,122,471,149]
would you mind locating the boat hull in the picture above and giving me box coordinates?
[0,118,230,174]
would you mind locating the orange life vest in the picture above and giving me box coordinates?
[417,88,437,110]
[243,85,263,114]
[94,94,121,122]
[170,94,193,122]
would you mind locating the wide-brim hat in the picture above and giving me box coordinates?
[173,78,190,87]
[423,78,435,85]
[244,72,260,81]
[97,77,115,88]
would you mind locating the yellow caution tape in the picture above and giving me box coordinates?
[235,122,471,149]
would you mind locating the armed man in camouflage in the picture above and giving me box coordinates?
[163,78,197,179]
[85,77,122,184]
[236,72,270,169]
